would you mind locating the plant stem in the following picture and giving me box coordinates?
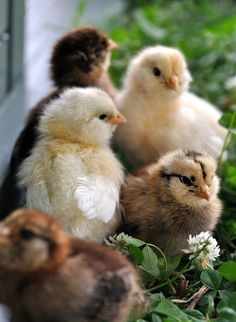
[147,267,194,292]
[147,243,168,277]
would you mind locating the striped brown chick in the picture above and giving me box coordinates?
[0,209,145,322]
[0,27,117,218]
[121,150,222,257]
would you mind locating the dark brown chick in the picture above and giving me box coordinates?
[120,150,222,257]
[0,209,145,322]
[50,27,117,96]
[0,27,117,218]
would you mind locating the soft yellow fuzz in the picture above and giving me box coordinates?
[18,88,124,243]
[114,45,227,168]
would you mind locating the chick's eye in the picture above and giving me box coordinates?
[153,67,161,77]
[20,229,36,240]
[99,114,108,120]
[182,176,192,186]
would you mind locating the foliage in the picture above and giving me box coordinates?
[104,0,236,108]
[73,1,236,321]
[106,233,236,322]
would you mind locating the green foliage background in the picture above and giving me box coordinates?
[74,1,236,321]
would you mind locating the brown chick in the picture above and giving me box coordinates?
[0,27,117,218]
[0,209,145,322]
[50,27,118,96]
[120,150,222,257]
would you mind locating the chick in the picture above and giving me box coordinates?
[114,45,227,168]
[0,209,145,322]
[50,26,118,97]
[0,27,118,218]
[17,87,126,242]
[120,150,222,257]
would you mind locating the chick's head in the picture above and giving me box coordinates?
[159,150,220,208]
[40,87,126,146]
[0,209,69,272]
[125,45,192,100]
[50,27,117,87]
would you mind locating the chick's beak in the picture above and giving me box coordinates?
[195,184,210,201]
[107,111,127,125]
[164,74,178,90]
[108,39,118,50]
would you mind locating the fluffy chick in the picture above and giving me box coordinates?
[0,209,145,322]
[114,45,227,168]
[120,150,222,257]
[0,27,117,218]
[50,26,118,97]
[18,88,126,242]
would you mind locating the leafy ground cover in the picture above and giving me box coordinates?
[75,1,236,320]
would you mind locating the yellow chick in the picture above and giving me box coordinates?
[121,150,222,257]
[17,88,126,243]
[114,45,227,168]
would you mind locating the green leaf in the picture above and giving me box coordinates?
[218,261,236,282]
[138,267,158,282]
[228,293,236,311]
[217,295,229,310]
[128,244,144,264]
[166,254,182,275]
[140,245,160,278]
[151,313,162,322]
[183,309,205,322]
[148,293,166,312]
[215,308,236,322]
[219,290,236,300]
[123,235,146,247]
[155,299,189,322]
[200,268,222,290]
[142,245,158,265]
[218,292,236,311]
[219,112,236,129]
[218,290,235,310]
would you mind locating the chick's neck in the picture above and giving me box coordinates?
[41,123,105,149]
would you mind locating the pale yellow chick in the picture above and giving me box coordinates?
[18,88,126,243]
[114,45,227,168]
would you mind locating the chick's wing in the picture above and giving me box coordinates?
[75,175,118,223]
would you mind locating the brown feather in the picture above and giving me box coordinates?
[120,150,222,257]
[0,209,145,322]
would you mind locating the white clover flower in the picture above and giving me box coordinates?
[186,231,220,269]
